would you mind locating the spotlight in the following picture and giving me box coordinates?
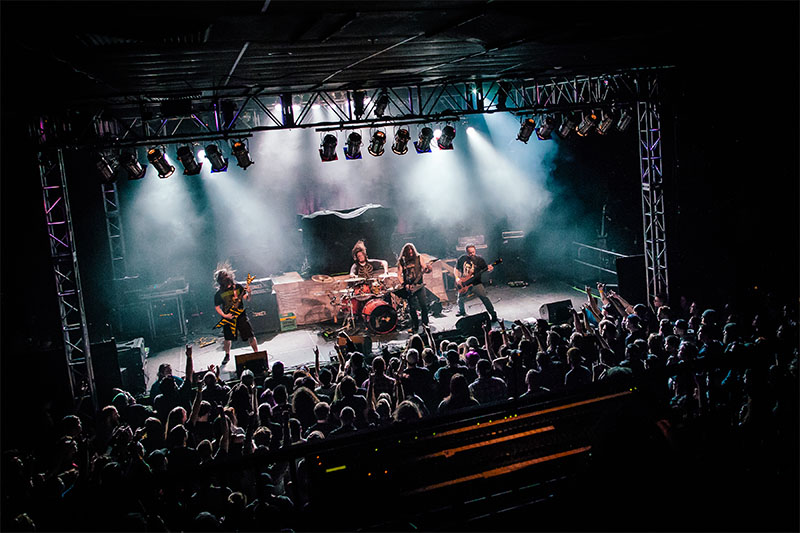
[176,145,202,175]
[516,118,536,143]
[147,147,175,179]
[320,134,338,162]
[557,113,579,138]
[576,110,598,137]
[368,130,387,157]
[536,116,556,140]
[344,132,363,160]
[204,143,228,172]
[374,90,390,117]
[596,109,616,135]
[616,107,634,132]
[352,91,366,119]
[414,127,434,153]
[95,153,117,183]
[120,151,146,180]
[437,125,456,150]
[232,140,254,169]
[392,128,411,155]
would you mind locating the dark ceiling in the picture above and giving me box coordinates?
[4,0,794,119]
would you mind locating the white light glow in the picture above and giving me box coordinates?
[433,128,442,138]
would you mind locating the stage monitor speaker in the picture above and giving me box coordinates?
[615,255,647,307]
[91,340,122,405]
[539,300,573,325]
[456,312,490,338]
[235,351,269,378]
[424,287,443,316]
[249,291,281,334]
[337,335,373,356]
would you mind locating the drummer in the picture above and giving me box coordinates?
[349,240,389,282]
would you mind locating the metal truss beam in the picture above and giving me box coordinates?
[38,148,98,414]
[637,76,669,305]
[101,182,128,281]
[33,71,658,150]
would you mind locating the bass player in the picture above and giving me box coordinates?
[455,244,498,322]
[214,262,260,366]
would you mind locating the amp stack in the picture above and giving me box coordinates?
[248,277,281,334]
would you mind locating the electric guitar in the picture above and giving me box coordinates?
[400,258,440,295]
[454,258,502,294]
[214,273,255,336]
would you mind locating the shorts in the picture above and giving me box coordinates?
[223,313,254,341]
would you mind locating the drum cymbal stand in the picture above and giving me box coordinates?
[338,288,357,333]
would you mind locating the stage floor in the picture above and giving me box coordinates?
[141,277,586,389]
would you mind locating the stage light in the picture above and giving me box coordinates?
[374,90,390,117]
[596,109,616,135]
[392,128,410,155]
[147,147,175,179]
[466,126,476,134]
[120,151,146,180]
[232,140,254,169]
[95,153,117,183]
[368,130,386,157]
[616,106,634,132]
[437,125,456,150]
[204,143,228,172]
[344,131,363,160]
[176,145,202,175]
[516,117,536,143]
[434,128,442,138]
[576,110,598,137]
[558,113,579,138]
[320,134,338,162]
[352,91,366,119]
[414,127,434,153]
[536,116,556,140]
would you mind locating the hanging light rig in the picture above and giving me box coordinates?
[368,130,387,156]
[320,134,338,162]
[232,139,254,169]
[392,128,411,155]
[176,145,202,175]
[344,131,363,160]
[147,147,175,178]
[437,125,456,150]
[205,143,228,172]
[414,127,434,153]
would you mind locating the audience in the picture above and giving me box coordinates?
[2,283,797,532]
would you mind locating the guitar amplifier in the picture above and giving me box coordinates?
[117,337,147,395]
[235,350,269,378]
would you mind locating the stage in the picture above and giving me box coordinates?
[140,276,586,389]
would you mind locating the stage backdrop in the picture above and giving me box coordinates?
[298,204,398,275]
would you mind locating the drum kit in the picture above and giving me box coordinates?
[313,272,406,335]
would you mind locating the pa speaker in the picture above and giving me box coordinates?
[456,312,490,338]
[615,255,647,307]
[539,300,573,325]
[235,351,269,378]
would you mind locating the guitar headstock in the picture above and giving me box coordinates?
[494,258,503,265]
[246,273,255,285]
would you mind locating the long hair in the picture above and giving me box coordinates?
[214,260,236,288]
[352,240,368,261]
[397,242,418,268]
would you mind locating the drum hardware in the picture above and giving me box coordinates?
[312,274,335,283]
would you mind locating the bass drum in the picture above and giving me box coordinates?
[361,298,398,335]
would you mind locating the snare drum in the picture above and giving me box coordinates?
[361,298,398,335]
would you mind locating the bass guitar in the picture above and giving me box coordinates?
[454,258,502,294]
[214,273,255,336]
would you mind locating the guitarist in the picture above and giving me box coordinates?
[214,264,259,366]
[397,242,432,334]
[455,244,498,323]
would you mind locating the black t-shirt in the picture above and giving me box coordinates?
[214,283,245,313]
[456,254,489,285]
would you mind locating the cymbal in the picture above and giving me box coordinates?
[379,272,398,278]
[341,276,366,283]
[312,274,335,283]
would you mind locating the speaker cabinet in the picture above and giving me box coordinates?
[117,338,146,395]
[91,340,122,405]
[337,335,372,356]
[455,312,491,338]
[539,300,573,325]
[615,255,647,307]
[235,351,269,378]
[249,291,281,334]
